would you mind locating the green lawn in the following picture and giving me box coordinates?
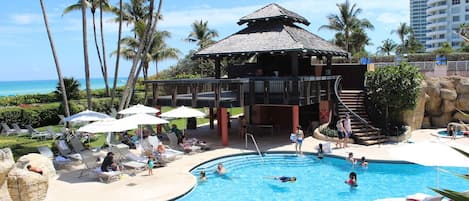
[0,107,244,159]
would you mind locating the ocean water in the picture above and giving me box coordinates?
[0,78,127,97]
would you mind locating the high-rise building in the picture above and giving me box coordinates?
[426,0,468,52]
[410,0,429,48]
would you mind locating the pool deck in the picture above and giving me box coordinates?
[43,121,469,201]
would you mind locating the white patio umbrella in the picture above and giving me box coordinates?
[159,106,205,119]
[63,110,111,122]
[389,140,469,187]
[160,106,206,135]
[120,113,169,148]
[77,118,138,133]
[118,104,160,115]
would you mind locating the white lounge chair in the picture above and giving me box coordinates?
[406,193,443,201]
[46,127,63,140]
[55,140,82,160]
[37,146,71,167]
[148,135,184,159]
[25,125,51,140]
[1,123,16,136]
[12,123,28,135]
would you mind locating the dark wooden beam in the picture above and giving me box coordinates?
[290,52,299,77]
[263,80,270,104]
[316,81,321,103]
[214,83,220,107]
[238,83,244,107]
[215,58,221,79]
[171,86,177,107]
[305,81,311,104]
[283,81,289,104]
[249,81,255,105]
[191,84,197,107]
[152,83,158,106]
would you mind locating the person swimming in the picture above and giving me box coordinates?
[345,172,358,187]
[199,170,207,181]
[265,176,297,183]
[216,163,226,175]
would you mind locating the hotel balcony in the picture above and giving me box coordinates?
[427,5,448,14]
[426,30,447,37]
[426,13,447,21]
[427,21,448,29]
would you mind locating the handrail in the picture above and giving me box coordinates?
[245,133,263,162]
[333,76,380,132]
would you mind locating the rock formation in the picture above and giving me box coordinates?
[404,76,469,129]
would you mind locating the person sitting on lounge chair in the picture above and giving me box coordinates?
[171,124,184,144]
[101,152,118,172]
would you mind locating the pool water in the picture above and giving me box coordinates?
[178,153,469,201]
[436,130,464,138]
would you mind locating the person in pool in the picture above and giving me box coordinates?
[345,172,358,187]
[360,156,368,167]
[216,163,226,175]
[265,176,297,183]
[317,143,324,159]
[199,170,207,181]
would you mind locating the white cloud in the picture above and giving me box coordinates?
[9,13,40,25]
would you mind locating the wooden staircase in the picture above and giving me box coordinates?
[338,90,387,146]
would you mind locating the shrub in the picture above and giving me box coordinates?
[0,103,60,127]
[320,126,338,138]
[365,63,423,132]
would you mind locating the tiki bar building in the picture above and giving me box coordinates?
[146,3,354,145]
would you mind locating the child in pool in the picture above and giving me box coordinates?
[199,171,207,181]
[345,172,358,187]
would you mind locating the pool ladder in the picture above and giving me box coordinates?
[245,133,264,162]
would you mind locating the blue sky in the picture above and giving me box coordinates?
[0,0,409,81]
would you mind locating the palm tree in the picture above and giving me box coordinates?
[54,77,81,100]
[81,0,92,110]
[117,22,180,101]
[186,20,219,49]
[118,0,163,111]
[39,0,70,117]
[377,39,398,56]
[63,0,114,96]
[405,34,424,53]
[319,0,374,54]
[391,22,412,46]
[111,0,124,106]
[391,22,412,54]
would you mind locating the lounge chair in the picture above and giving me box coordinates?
[1,123,16,136]
[147,135,184,159]
[25,125,51,140]
[46,127,63,140]
[406,193,443,201]
[70,136,86,153]
[12,123,28,135]
[58,114,65,126]
[37,146,71,167]
[55,140,82,160]
[165,133,201,153]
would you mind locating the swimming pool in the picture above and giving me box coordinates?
[432,129,465,138]
[178,153,469,201]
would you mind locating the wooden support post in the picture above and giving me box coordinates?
[292,105,299,133]
[263,80,270,104]
[290,52,299,77]
[156,105,162,134]
[209,107,214,129]
[305,81,311,104]
[326,80,331,100]
[218,107,229,146]
[326,55,332,75]
[152,83,158,106]
[249,81,255,105]
[316,81,321,103]
[191,84,197,107]
[238,84,244,107]
[172,86,177,107]
[215,58,221,79]
[214,83,220,108]
[283,81,289,104]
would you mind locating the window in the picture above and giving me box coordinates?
[452,7,460,13]
[453,15,460,22]
[452,41,460,46]
[453,0,460,5]
[466,14,469,20]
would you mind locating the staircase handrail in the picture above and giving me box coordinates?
[333,76,380,132]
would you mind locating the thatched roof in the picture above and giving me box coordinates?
[238,3,310,26]
[194,22,348,57]
[194,3,348,58]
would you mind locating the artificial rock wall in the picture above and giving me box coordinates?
[404,76,469,129]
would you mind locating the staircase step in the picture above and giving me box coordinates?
[361,138,388,146]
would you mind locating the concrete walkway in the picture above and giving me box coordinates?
[44,120,469,201]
